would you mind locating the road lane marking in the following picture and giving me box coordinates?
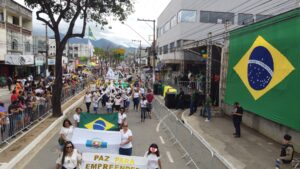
[159,136,165,144]
[166,151,174,163]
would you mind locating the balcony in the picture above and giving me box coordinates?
[0,0,32,19]
[0,21,5,29]
[22,28,31,36]
[6,22,20,32]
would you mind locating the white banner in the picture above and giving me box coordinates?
[48,59,55,65]
[82,153,148,169]
[5,54,34,65]
[71,128,121,154]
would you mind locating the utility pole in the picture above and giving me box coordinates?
[137,19,156,84]
[45,24,49,77]
[205,32,212,96]
[132,39,142,76]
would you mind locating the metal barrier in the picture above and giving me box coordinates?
[0,80,88,146]
[153,98,234,169]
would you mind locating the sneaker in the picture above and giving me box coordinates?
[205,118,210,122]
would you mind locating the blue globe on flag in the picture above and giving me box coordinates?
[93,120,106,130]
[247,46,274,90]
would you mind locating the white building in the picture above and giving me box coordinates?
[157,0,295,74]
[0,0,32,77]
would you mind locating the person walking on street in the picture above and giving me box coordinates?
[140,96,147,123]
[55,141,82,169]
[73,107,82,127]
[204,93,212,122]
[85,91,92,113]
[275,134,294,169]
[146,89,154,119]
[232,102,243,138]
[144,143,162,169]
[119,122,133,156]
[189,90,199,116]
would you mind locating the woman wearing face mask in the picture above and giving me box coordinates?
[144,143,162,169]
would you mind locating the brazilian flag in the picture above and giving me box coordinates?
[225,9,300,131]
[78,113,119,131]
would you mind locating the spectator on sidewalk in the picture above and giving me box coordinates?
[7,76,12,91]
[232,102,243,138]
[275,134,294,169]
[177,88,185,110]
[189,90,199,116]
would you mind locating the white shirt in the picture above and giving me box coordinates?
[56,149,81,169]
[118,113,127,124]
[141,100,147,108]
[144,152,160,169]
[73,114,80,123]
[59,126,74,141]
[93,96,99,107]
[140,88,145,95]
[114,97,123,106]
[85,93,92,103]
[106,102,113,109]
[120,129,133,149]
[133,92,140,98]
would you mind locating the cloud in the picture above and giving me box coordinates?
[15,0,171,47]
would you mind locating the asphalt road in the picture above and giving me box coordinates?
[24,105,192,169]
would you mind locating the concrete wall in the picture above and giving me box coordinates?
[223,104,300,152]
[0,28,6,60]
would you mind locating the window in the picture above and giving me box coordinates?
[170,15,177,28]
[177,40,181,47]
[159,47,162,55]
[25,42,30,52]
[13,16,19,25]
[238,13,254,25]
[160,27,164,36]
[170,42,175,52]
[164,21,170,32]
[200,11,234,24]
[256,14,272,22]
[0,13,4,22]
[163,45,168,54]
[12,39,18,51]
[178,10,197,23]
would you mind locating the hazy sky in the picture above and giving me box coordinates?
[15,0,171,47]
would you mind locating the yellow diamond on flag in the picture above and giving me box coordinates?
[234,36,295,100]
[84,117,115,130]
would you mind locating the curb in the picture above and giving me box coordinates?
[181,109,237,169]
[0,93,85,169]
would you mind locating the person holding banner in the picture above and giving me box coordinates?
[144,143,162,169]
[119,122,133,156]
[59,119,74,148]
[56,141,82,169]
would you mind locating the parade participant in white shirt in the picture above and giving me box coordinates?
[118,108,127,129]
[73,107,82,127]
[144,143,162,169]
[119,122,133,156]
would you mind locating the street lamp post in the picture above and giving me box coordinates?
[132,39,142,76]
[137,19,156,85]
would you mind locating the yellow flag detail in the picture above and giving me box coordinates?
[234,36,295,100]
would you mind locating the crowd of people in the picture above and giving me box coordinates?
[56,73,161,169]
[0,72,88,141]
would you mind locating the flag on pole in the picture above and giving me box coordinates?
[88,27,96,40]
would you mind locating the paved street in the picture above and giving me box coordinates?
[24,105,192,169]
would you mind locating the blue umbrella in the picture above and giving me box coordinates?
[0,106,6,112]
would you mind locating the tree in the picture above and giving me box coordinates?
[25,0,133,117]
[94,47,106,61]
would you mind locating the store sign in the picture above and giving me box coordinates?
[5,54,34,65]
[48,59,55,65]
[35,56,45,66]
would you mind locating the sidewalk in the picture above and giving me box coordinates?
[156,95,283,169]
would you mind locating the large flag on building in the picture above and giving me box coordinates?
[225,9,300,131]
[71,128,121,154]
[79,113,119,131]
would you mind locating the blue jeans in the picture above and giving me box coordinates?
[189,102,197,114]
[204,106,211,120]
[141,107,146,121]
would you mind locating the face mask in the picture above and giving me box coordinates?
[150,147,157,153]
